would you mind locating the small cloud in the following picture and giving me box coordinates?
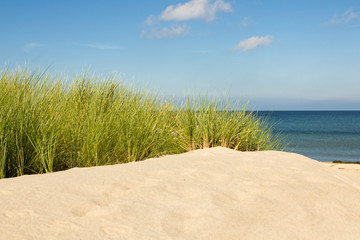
[84,44,120,50]
[141,0,231,39]
[193,50,210,54]
[232,36,273,51]
[159,0,232,22]
[141,24,189,39]
[239,17,252,27]
[326,8,358,25]
[25,43,41,49]
[145,15,157,25]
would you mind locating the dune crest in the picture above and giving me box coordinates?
[1,147,360,239]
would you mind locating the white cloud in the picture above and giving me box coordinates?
[193,50,210,54]
[159,0,232,22]
[145,15,156,25]
[85,44,120,50]
[232,36,273,51]
[25,43,41,49]
[327,8,358,24]
[239,17,251,27]
[141,25,188,39]
[141,0,231,39]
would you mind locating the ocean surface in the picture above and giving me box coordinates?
[259,111,360,162]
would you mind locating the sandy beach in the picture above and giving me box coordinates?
[1,147,360,239]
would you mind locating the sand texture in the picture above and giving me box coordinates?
[1,147,360,239]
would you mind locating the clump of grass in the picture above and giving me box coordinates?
[0,68,283,179]
[332,160,360,164]
[174,95,283,152]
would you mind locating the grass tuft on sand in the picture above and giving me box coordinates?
[0,68,283,178]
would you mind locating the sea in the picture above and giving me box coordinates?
[259,111,360,162]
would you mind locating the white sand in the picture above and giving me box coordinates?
[1,147,360,240]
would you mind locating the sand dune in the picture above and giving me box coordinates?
[1,147,360,239]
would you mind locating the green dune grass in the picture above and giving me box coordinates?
[0,68,283,178]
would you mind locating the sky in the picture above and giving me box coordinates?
[1,0,360,110]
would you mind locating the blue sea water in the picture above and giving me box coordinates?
[259,111,360,162]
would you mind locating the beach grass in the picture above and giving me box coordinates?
[332,160,360,164]
[0,68,283,178]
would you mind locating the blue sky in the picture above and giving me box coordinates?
[1,0,360,110]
